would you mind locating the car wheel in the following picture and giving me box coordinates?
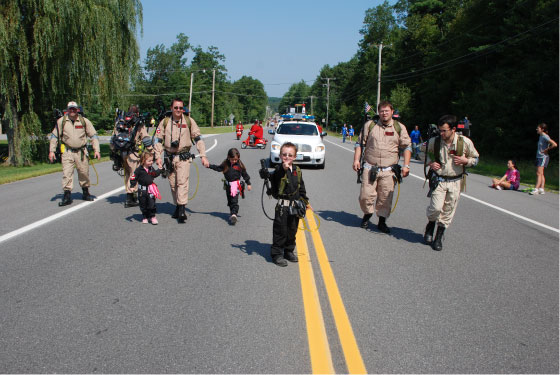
[318,160,325,169]
[241,142,247,149]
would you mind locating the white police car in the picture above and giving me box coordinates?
[268,115,326,169]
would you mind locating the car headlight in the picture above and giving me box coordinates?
[315,145,325,152]
[271,143,280,151]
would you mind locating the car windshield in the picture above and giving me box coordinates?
[276,123,318,136]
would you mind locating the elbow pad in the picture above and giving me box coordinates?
[193,136,201,143]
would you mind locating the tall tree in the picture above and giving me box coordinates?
[0,0,142,165]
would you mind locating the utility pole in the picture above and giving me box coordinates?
[210,69,215,128]
[322,77,336,129]
[188,73,194,111]
[372,43,390,111]
[309,95,315,114]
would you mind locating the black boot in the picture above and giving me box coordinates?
[177,205,187,223]
[59,190,73,206]
[424,221,436,244]
[82,187,94,201]
[432,225,445,251]
[171,205,180,218]
[125,193,138,207]
[360,213,373,229]
[377,216,390,234]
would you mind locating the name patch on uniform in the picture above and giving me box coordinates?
[75,125,84,129]
[179,124,188,128]
[449,150,457,155]
[385,131,394,136]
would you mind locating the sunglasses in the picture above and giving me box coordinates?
[281,153,295,158]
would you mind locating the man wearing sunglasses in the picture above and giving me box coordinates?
[154,98,210,223]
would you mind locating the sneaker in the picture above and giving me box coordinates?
[496,185,502,190]
[529,189,538,195]
[151,217,158,225]
[230,214,237,225]
[142,218,149,224]
[538,188,545,195]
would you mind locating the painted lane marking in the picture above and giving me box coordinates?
[407,173,560,234]
[325,138,559,234]
[296,228,335,374]
[306,211,367,374]
[0,186,125,245]
[0,138,220,245]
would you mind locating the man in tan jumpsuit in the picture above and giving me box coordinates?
[154,98,210,223]
[110,105,152,207]
[48,101,101,206]
[352,101,412,233]
[424,114,479,251]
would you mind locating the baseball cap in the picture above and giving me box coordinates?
[67,101,79,109]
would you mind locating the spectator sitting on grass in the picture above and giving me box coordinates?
[491,159,520,191]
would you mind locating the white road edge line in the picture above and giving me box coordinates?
[0,186,125,245]
[0,138,220,245]
[324,138,560,234]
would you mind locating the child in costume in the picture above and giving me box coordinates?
[130,152,162,224]
[208,148,252,224]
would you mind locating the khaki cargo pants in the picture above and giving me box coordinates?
[426,179,461,228]
[124,152,140,193]
[168,158,192,205]
[61,149,90,191]
[359,169,395,219]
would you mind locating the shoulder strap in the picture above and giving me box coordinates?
[393,121,401,135]
[434,136,441,164]
[457,135,464,157]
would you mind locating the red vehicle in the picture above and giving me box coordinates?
[241,122,267,149]
[235,122,244,140]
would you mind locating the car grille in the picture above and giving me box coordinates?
[295,143,312,152]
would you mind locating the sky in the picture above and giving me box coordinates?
[138,0,389,98]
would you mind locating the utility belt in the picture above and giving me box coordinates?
[138,185,149,191]
[165,148,192,161]
[363,162,402,184]
[436,174,463,182]
[427,172,464,197]
[276,198,307,218]
[62,144,86,153]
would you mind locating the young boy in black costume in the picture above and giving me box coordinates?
[268,142,310,267]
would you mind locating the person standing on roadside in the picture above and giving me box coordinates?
[341,123,348,143]
[410,125,423,160]
[423,115,479,251]
[353,101,412,233]
[48,101,101,206]
[529,123,557,195]
[348,125,355,143]
[153,98,210,223]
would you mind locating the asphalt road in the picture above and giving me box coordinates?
[0,132,558,373]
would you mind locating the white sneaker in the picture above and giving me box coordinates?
[230,214,237,224]
[496,185,503,190]
[529,189,538,195]
[538,188,545,195]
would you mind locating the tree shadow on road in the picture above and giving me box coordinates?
[315,210,361,227]
[230,240,272,264]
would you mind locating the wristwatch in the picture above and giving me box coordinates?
[403,164,410,169]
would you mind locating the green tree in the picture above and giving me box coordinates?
[231,76,267,123]
[0,0,142,165]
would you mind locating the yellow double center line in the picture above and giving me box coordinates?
[296,210,367,374]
